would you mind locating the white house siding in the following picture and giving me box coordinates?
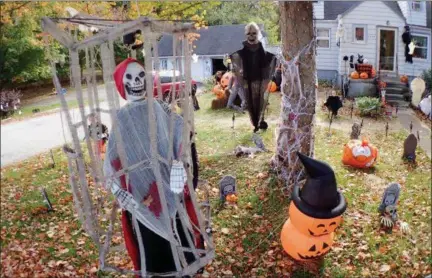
[313,1,324,20]
[315,21,339,81]
[398,1,427,26]
[338,1,406,75]
[399,26,432,77]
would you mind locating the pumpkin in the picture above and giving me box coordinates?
[350,71,359,79]
[342,139,378,168]
[226,194,238,203]
[360,72,369,79]
[281,219,334,261]
[212,85,225,99]
[267,81,277,93]
[220,72,233,89]
[400,75,409,84]
[371,68,376,78]
[288,203,342,237]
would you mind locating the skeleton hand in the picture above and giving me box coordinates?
[399,221,410,234]
[380,216,394,228]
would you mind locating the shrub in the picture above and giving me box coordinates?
[355,97,381,116]
[1,89,22,118]
[202,77,216,94]
[421,68,431,92]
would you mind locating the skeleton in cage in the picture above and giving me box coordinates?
[104,58,204,275]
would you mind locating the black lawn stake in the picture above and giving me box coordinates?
[328,113,334,134]
[232,113,235,129]
[50,149,55,168]
[360,119,364,128]
[410,121,413,133]
[41,188,54,212]
[350,102,354,118]
[385,122,389,138]
[417,130,420,142]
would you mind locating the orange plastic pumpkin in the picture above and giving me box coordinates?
[220,72,232,89]
[281,219,334,261]
[350,71,360,79]
[212,85,225,99]
[226,194,238,203]
[342,139,378,168]
[400,75,409,84]
[360,72,369,79]
[267,81,277,93]
[288,203,342,237]
[371,68,376,78]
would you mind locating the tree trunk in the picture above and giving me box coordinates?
[274,2,316,191]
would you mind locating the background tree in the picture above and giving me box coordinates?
[274,2,316,192]
[204,1,280,44]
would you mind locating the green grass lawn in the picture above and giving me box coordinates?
[1,92,431,277]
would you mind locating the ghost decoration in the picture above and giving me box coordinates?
[335,15,345,46]
[411,78,426,107]
[419,95,431,118]
[113,58,146,102]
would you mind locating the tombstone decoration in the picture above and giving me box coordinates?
[378,183,410,233]
[43,17,214,277]
[350,122,361,139]
[234,145,264,158]
[230,22,277,133]
[41,188,54,212]
[402,133,418,162]
[280,152,347,261]
[219,175,236,201]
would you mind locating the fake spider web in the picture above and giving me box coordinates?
[43,16,214,277]
[271,39,317,191]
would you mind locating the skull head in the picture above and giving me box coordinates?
[245,22,260,44]
[123,62,146,102]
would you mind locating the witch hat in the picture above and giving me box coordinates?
[292,152,347,219]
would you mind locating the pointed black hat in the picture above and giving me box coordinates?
[292,152,347,219]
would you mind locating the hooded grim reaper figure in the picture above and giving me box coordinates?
[104,58,203,276]
[230,23,276,132]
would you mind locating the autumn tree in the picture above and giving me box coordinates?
[274,2,316,190]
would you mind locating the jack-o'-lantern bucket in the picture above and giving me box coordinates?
[342,139,378,168]
[280,152,347,261]
[281,219,334,261]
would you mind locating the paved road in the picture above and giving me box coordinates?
[1,84,122,167]
[1,85,204,167]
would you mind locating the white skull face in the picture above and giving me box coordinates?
[123,62,146,102]
[246,26,259,44]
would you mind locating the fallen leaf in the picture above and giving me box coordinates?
[379,264,390,272]
[221,228,230,234]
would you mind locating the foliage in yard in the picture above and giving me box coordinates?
[421,68,432,92]
[1,93,431,277]
[355,97,381,117]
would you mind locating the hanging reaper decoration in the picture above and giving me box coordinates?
[104,58,203,276]
[230,22,276,132]
[402,26,414,63]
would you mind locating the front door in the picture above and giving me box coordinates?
[377,27,397,72]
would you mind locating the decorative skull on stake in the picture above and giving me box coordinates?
[113,58,147,102]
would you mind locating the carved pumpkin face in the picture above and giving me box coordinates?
[351,71,359,79]
[342,139,378,168]
[289,203,342,236]
[281,219,334,261]
[360,72,369,79]
[400,75,409,83]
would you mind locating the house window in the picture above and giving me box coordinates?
[412,1,422,11]
[160,59,168,70]
[317,28,330,48]
[412,35,429,59]
[353,25,367,43]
